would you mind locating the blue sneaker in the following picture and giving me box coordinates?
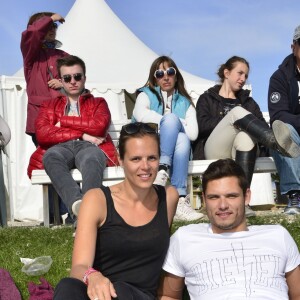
[284,192,300,215]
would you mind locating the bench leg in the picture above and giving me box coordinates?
[53,190,61,226]
[43,185,50,227]
[0,151,7,227]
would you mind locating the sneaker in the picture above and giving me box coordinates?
[174,195,204,222]
[153,169,169,186]
[245,205,256,217]
[272,120,300,158]
[64,214,76,225]
[72,199,82,217]
[284,192,300,215]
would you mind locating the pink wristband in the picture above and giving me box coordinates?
[83,267,98,285]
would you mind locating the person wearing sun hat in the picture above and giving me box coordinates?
[268,25,300,215]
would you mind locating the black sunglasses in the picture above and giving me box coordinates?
[295,39,300,46]
[154,67,176,79]
[121,122,158,135]
[61,73,84,83]
[51,22,58,29]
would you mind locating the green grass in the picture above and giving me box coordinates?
[1,215,300,299]
[0,226,73,299]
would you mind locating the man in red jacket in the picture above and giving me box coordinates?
[28,55,118,220]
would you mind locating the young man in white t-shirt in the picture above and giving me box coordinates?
[158,159,300,300]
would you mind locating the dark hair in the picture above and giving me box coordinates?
[202,159,248,195]
[56,55,86,77]
[27,12,54,27]
[118,124,160,160]
[140,55,194,107]
[217,56,250,83]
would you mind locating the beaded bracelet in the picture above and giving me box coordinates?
[83,267,98,285]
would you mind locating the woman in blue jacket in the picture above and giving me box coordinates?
[132,56,202,222]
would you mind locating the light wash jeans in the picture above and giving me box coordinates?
[159,114,191,196]
[43,140,107,214]
[271,124,300,194]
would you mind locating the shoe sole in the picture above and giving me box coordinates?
[272,120,300,158]
[72,200,82,217]
[173,212,204,222]
[283,207,300,215]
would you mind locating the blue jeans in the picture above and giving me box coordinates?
[271,124,300,194]
[43,140,107,213]
[159,114,191,195]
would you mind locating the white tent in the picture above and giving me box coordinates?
[0,0,217,222]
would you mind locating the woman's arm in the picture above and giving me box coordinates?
[71,188,117,299]
[132,92,163,125]
[180,105,198,141]
[196,93,223,138]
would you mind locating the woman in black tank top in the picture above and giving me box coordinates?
[54,122,178,300]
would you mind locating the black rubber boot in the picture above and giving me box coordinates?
[234,114,300,158]
[235,146,257,217]
[235,146,257,188]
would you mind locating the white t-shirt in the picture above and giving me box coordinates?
[163,224,300,300]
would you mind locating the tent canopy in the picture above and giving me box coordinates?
[15,0,215,95]
[2,0,217,222]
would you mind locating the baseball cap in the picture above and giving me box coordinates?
[293,25,300,41]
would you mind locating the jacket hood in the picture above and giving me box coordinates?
[278,54,297,81]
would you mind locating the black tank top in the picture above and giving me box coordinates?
[93,185,170,298]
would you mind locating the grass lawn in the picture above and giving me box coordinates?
[1,214,300,299]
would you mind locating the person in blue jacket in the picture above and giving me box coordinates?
[132,56,202,222]
[268,25,300,215]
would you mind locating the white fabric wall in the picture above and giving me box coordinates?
[0,75,274,222]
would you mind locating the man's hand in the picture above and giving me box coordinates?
[48,79,63,90]
[51,13,65,24]
[82,133,106,145]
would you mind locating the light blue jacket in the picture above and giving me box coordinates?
[132,86,191,122]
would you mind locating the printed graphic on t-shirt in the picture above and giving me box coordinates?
[189,241,284,297]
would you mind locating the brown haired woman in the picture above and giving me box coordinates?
[193,55,300,215]
[54,122,178,300]
[133,55,203,222]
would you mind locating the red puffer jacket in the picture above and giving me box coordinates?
[27,92,119,178]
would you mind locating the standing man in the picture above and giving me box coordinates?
[158,159,300,299]
[28,55,118,220]
[268,25,300,215]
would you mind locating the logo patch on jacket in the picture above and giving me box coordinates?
[270,92,281,103]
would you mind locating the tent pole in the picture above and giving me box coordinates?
[0,150,7,226]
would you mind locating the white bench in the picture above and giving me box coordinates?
[31,157,276,227]
[31,119,277,226]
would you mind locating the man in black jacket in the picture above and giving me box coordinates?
[268,25,300,214]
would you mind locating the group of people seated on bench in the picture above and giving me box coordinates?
[21,11,300,299]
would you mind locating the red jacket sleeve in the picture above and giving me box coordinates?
[21,16,53,70]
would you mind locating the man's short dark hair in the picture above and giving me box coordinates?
[56,55,86,77]
[202,159,248,195]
